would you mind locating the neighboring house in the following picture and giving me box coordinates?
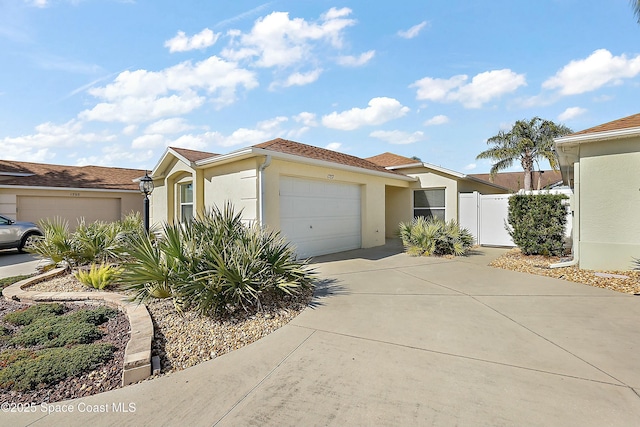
[149,140,509,257]
[468,170,563,192]
[0,160,146,227]
[555,112,640,271]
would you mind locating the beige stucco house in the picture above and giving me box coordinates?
[555,113,640,270]
[0,160,145,227]
[149,139,508,257]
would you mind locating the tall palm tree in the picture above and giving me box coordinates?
[633,0,640,23]
[476,117,572,191]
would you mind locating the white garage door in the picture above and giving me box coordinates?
[17,196,121,228]
[279,176,361,258]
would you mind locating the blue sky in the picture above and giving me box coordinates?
[2,0,639,173]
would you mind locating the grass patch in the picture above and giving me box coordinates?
[0,344,114,391]
[0,274,33,291]
[4,303,66,326]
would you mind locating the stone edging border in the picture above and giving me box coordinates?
[1,268,153,386]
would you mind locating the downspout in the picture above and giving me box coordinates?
[550,160,579,268]
[258,155,272,226]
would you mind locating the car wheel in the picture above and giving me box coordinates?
[18,232,40,254]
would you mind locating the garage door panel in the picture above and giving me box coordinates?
[279,176,361,257]
[17,196,121,228]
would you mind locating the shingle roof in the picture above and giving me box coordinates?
[0,160,146,191]
[253,138,403,176]
[170,147,218,162]
[468,170,563,192]
[365,152,418,167]
[570,112,640,136]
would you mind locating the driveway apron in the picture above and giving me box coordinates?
[4,244,640,427]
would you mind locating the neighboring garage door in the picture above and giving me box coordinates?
[17,196,121,227]
[279,176,361,258]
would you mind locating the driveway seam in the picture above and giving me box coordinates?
[211,329,317,427]
[470,296,630,387]
[289,324,629,389]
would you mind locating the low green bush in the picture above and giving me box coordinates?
[0,344,114,391]
[7,306,117,348]
[507,194,568,256]
[399,217,474,257]
[3,303,65,326]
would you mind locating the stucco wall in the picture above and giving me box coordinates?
[262,158,409,249]
[150,158,195,225]
[385,186,411,238]
[203,158,259,221]
[578,137,640,270]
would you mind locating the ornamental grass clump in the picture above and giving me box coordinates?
[74,263,122,290]
[399,217,474,257]
[118,202,315,316]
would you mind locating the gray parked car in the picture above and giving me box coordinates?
[0,214,42,253]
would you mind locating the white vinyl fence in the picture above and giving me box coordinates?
[459,189,573,247]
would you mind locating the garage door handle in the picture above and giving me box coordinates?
[309,225,313,229]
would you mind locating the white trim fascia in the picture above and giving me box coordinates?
[194,147,254,167]
[555,126,640,145]
[195,147,416,182]
[251,148,417,181]
[0,172,34,178]
[0,185,140,193]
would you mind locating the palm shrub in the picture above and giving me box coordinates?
[28,213,144,270]
[399,217,474,257]
[118,202,314,316]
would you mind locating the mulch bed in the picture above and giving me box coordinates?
[0,299,129,405]
[489,248,640,294]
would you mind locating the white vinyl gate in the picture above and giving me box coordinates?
[459,190,572,247]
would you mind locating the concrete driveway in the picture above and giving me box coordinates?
[4,243,640,426]
[0,250,41,277]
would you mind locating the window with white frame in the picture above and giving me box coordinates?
[413,189,445,220]
[180,182,193,222]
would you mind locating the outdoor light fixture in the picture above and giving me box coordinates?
[139,171,154,233]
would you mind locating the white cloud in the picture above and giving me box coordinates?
[325,142,342,151]
[322,97,410,130]
[164,28,219,53]
[423,114,449,126]
[369,130,424,145]
[168,116,289,149]
[79,56,258,123]
[221,8,356,68]
[558,107,587,122]
[337,50,375,67]
[131,134,167,149]
[75,145,154,167]
[122,124,138,135]
[2,120,117,162]
[411,69,526,108]
[144,118,194,135]
[293,112,318,126]
[398,21,428,39]
[463,163,477,171]
[24,0,48,7]
[271,69,323,90]
[542,49,640,95]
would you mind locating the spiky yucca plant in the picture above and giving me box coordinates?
[399,217,474,257]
